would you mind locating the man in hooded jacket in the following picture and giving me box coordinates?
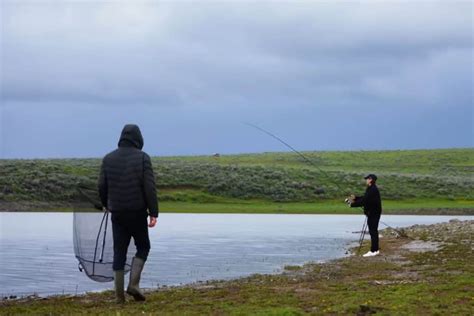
[99,124,158,303]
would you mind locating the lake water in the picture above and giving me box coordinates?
[0,213,471,297]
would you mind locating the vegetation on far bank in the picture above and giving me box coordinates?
[2,220,472,315]
[0,148,473,213]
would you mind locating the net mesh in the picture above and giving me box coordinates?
[73,186,133,282]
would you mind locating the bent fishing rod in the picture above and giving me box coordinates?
[243,122,346,193]
[244,122,409,240]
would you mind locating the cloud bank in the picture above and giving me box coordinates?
[1,1,472,158]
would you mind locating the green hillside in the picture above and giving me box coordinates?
[0,148,473,213]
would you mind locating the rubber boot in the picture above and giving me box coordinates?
[126,257,146,301]
[114,270,125,304]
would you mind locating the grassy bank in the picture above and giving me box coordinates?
[158,199,474,215]
[0,148,472,214]
[1,200,473,215]
[2,220,472,315]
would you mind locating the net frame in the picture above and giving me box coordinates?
[73,187,133,282]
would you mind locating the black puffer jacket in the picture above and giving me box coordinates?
[98,124,158,217]
[350,184,382,216]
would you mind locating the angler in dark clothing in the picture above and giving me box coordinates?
[98,124,158,303]
[348,174,382,257]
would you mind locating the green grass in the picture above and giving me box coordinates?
[158,199,474,215]
[1,148,473,213]
[160,148,473,175]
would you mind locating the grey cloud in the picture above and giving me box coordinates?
[0,1,472,158]
[2,1,472,108]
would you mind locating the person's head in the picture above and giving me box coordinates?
[118,124,144,149]
[364,174,377,186]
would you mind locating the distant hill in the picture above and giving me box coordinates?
[0,148,473,212]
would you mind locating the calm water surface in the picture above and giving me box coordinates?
[0,213,471,296]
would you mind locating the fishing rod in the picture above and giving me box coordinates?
[243,122,347,194]
[244,122,410,245]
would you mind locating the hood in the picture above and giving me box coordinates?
[118,124,144,149]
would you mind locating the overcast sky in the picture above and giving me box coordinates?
[1,0,472,158]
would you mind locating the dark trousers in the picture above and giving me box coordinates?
[111,212,150,271]
[367,214,381,252]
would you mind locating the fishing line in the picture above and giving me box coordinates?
[244,122,409,242]
[243,122,346,194]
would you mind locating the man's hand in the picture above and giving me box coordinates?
[344,195,356,206]
[148,216,157,228]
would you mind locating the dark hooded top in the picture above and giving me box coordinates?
[350,184,382,217]
[98,124,158,217]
